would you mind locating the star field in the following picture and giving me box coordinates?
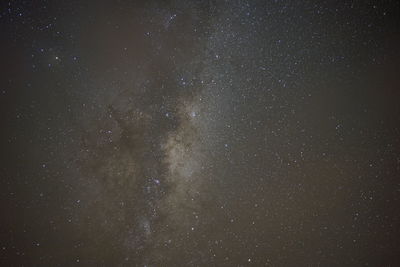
[1,0,400,266]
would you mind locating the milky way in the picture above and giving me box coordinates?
[1,0,400,266]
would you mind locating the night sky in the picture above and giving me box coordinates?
[1,1,400,266]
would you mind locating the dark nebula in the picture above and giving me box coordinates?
[1,1,400,266]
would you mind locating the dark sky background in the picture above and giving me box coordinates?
[1,0,400,266]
